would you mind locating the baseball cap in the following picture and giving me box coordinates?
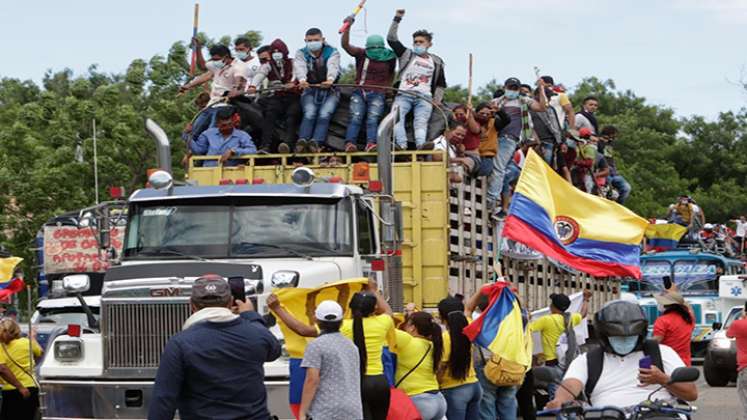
[315,300,343,322]
[191,274,231,305]
[504,77,521,88]
[550,293,571,312]
[654,290,686,307]
[541,75,555,85]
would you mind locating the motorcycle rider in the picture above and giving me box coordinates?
[545,300,697,410]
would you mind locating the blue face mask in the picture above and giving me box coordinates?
[235,51,249,61]
[505,90,520,100]
[608,336,639,355]
[413,45,428,55]
[306,41,323,52]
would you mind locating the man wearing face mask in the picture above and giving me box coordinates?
[387,9,447,150]
[250,39,302,154]
[341,15,396,153]
[180,44,248,144]
[293,28,341,153]
[486,78,547,218]
[234,37,262,90]
[545,300,697,410]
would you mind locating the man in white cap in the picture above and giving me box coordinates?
[299,300,363,420]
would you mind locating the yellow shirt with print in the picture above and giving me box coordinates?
[530,313,582,361]
[394,329,439,396]
[0,338,42,390]
[438,330,478,390]
[341,314,394,376]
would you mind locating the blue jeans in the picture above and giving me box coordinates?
[299,88,339,144]
[442,382,483,420]
[476,365,518,420]
[345,91,386,144]
[502,161,522,196]
[487,135,518,206]
[190,107,218,143]
[541,142,553,163]
[410,392,447,420]
[609,174,631,203]
[477,156,493,177]
[394,93,433,148]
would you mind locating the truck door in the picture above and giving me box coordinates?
[355,198,382,285]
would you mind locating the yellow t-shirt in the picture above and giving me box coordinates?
[0,338,42,390]
[557,92,571,107]
[438,330,478,390]
[530,313,582,361]
[394,329,439,396]
[341,314,394,376]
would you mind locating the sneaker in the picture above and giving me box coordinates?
[258,147,270,155]
[307,141,321,154]
[394,144,405,151]
[364,143,377,152]
[418,141,435,151]
[345,142,358,153]
[277,142,290,154]
[295,139,308,154]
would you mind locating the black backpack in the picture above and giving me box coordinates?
[584,339,663,402]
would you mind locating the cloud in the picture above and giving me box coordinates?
[674,0,747,23]
[421,0,593,25]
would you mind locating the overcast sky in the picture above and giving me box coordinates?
[2,0,746,119]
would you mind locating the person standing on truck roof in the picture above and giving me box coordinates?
[341,288,395,420]
[298,300,363,420]
[249,38,302,154]
[731,215,747,254]
[541,75,576,132]
[388,9,447,151]
[340,15,396,153]
[190,107,257,167]
[529,291,590,399]
[726,304,747,418]
[575,96,599,135]
[486,77,547,218]
[149,275,281,420]
[179,44,248,144]
[652,287,695,366]
[293,27,341,154]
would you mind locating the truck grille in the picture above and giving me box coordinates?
[104,301,191,370]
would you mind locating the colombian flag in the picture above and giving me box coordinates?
[273,278,369,419]
[503,149,648,278]
[463,282,531,367]
[0,257,24,300]
[644,224,687,252]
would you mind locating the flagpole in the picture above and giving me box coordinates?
[93,119,99,205]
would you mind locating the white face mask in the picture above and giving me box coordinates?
[206,60,226,72]
[608,335,639,356]
[272,52,284,62]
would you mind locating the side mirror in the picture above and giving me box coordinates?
[78,211,95,229]
[668,367,699,384]
[62,274,90,293]
[712,322,723,331]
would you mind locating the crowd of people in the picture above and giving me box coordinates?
[665,195,747,257]
[148,274,702,420]
[178,8,632,219]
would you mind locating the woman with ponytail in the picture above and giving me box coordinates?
[394,311,447,420]
[437,296,482,420]
[341,280,394,420]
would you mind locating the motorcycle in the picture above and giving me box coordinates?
[534,365,699,419]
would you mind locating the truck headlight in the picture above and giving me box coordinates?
[711,338,732,350]
[54,339,83,362]
[272,271,299,288]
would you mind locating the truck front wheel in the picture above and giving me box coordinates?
[704,353,730,387]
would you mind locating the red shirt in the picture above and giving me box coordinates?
[653,311,695,366]
[727,318,747,371]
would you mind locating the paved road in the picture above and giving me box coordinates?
[696,366,742,419]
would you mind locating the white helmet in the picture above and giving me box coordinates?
[704,223,714,230]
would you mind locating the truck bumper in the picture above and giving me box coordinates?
[40,378,292,420]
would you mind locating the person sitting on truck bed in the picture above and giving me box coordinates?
[340,14,396,153]
[388,9,447,151]
[293,27,342,153]
[149,275,281,420]
[190,107,257,167]
[249,38,302,154]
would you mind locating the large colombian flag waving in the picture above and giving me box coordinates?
[0,257,24,300]
[503,149,648,278]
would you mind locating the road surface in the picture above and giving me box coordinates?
[696,366,742,419]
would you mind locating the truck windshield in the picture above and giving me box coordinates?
[637,258,722,296]
[724,308,744,329]
[124,198,353,259]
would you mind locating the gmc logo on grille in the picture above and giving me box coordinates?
[150,287,181,297]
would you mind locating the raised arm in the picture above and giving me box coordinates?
[267,294,318,337]
[530,81,548,112]
[369,278,393,315]
[341,23,364,56]
[387,10,408,57]
[179,71,213,94]
[580,289,591,318]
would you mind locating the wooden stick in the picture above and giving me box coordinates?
[190,3,200,77]
[467,53,474,108]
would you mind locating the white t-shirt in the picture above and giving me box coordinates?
[400,54,435,95]
[433,135,456,159]
[241,56,262,90]
[209,59,248,103]
[563,345,685,409]
[736,221,747,237]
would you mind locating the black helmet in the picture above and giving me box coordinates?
[594,300,648,355]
